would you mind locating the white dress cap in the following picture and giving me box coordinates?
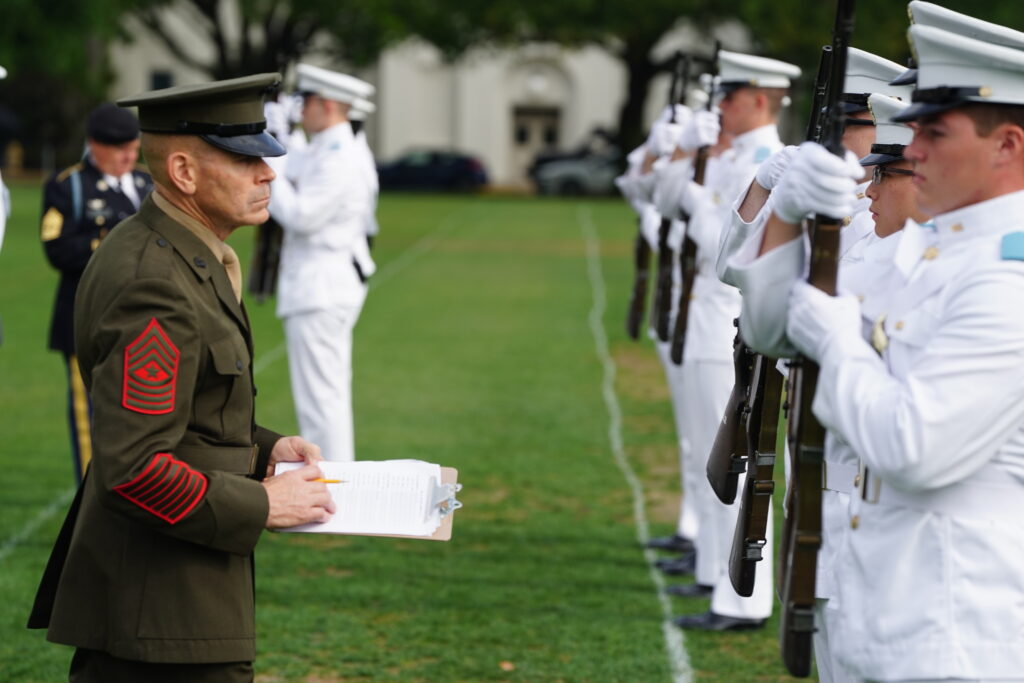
[845,48,913,100]
[0,65,6,80]
[296,63,375,104]
[895,24,1024,122]
[717,50,801,90]
[910,1,1024,50]
[349,97,376,121]
[859,94,914,165]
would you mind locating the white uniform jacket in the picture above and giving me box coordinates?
[810,191,1024,680]
[722,198,906,605]
[678,124,782,362]
[270,121,370,317]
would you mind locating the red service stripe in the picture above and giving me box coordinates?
[114,453,208,524]
[118,455,173,499]
[163,476,206,519]
[142,466,191,509]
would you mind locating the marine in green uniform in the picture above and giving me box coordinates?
[41,103,154,483]
[28,73,337,683]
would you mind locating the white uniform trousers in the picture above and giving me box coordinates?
[284,304,362,462]
[655,341,700,541]
[815,599,858,683]
[683,359,773,619]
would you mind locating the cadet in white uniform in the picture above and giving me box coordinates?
[723,90,926,682]
[617,102,704,559]
[653,51,800,630]
[267,64,375,462]
[774,23,1024,682]
[349,97,380,256]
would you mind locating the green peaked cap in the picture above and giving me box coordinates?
[117,73,285,157]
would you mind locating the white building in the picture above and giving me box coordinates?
[109,6,750,188]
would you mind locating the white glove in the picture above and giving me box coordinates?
[679,181,710,218]
[652,158,691,219]
[772,142,862,224]
[786,280,863,363]
[264,101,290,143]
[754,145,798,191]
[283,94,304,125]
[647,120,684,157]
[679,110,720,151]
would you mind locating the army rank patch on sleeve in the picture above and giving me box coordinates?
[40,207,64,242]
[123,318,180,415]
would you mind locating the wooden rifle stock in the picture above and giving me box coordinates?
[668,40,719,365]
[705,327,754,504]
[625,217,651,340]
[728,356,783,596]
[779,4,854,675]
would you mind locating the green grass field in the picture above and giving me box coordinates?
[0,181,803,681]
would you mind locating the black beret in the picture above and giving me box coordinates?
[86,103,140,144]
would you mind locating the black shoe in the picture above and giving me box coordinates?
[665,583,713,598]
[672,610,766,631]
[657,552,696,576]
[646,534,695,554]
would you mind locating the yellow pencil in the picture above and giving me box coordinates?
[315,478,346,484]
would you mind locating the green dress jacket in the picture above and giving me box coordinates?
[29,195,281,663]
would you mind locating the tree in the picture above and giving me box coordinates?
[0,0,133,168]
[126,0,410,79]
[391,0,720,153]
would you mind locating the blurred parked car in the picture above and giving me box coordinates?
[531,146,621,196]
[377,149,488,192]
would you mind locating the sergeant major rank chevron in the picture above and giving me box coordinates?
[122,317,179,415]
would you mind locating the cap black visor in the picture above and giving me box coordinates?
[890,99,966,123]
[859,152,903,166]
[889,68,918,87]
[201,131,286,157]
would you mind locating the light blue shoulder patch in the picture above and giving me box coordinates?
[1000,232,1024,260]
[328,142,342,151]
[753,147,772,163]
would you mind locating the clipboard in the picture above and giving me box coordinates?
[274,463,461,541]
[365,467,460,542]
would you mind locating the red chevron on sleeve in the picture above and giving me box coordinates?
[113,452,208,524]
[123,318,179,415]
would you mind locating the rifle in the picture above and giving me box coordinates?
[727,41,834,600]
[778,3,854,675]
[669,40,720,365]
[248,218,284,303]
[650,52,689,341]
[705,324,754,504]
[728,354,783,596]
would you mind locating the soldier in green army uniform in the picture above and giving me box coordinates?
[40,103,154,483]
[28,73,337,682]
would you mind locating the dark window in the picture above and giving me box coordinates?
[543,125,558,146]
[150,70,173,91]
[515,125,530,145]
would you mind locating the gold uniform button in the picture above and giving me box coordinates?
[842,216,852,227]
[850,515,860,530]
[853,474,862,487]
[923,246,940,260]
[951,223,964,233]
[96,215,106,226]
[895,321,905,331]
